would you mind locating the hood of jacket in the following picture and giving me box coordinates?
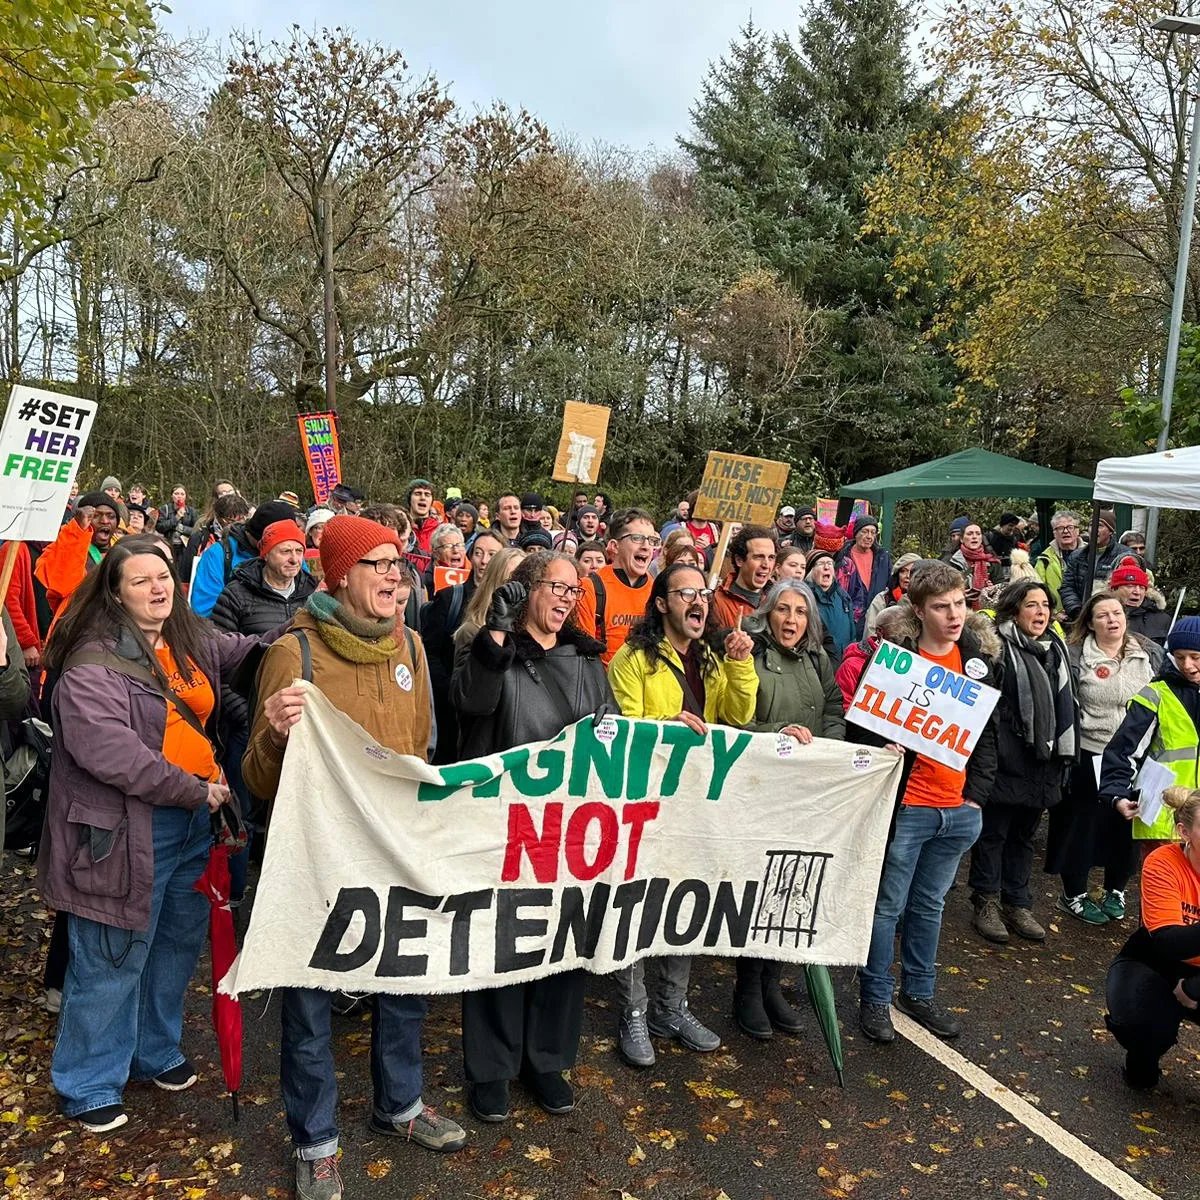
[877,601,1002,662]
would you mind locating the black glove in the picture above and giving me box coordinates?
[487,580,528,633]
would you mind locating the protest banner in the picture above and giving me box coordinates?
[552,401,611,484]
[0,385,98,545]
[433,565,470,592]
[222,687,903,997]
[297,412,342,505]
[817,497,870,526]
[845,640,1000,771]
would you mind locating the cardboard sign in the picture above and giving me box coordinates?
[0,385,98,543]
[692,451,790,526]
[433,565,470,592]
[297,412,342,505]
[222,689,903,997]
[845,640,1000,771]
[552,401,610,484]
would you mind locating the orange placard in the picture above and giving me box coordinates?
[434,565,470,592]
[552,401,611,484]
[297,412,342,505]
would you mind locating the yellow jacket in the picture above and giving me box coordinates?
[608,637,758,725]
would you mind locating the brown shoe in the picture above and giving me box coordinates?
[972,895,1009,944]
[1001,905,1045,941]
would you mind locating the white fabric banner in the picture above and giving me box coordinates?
[222,685,903,997]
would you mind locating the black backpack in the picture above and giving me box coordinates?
[2,717,52,854]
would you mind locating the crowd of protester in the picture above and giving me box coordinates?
[4,475,1200,1200]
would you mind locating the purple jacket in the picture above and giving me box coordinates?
[39,625,260,930]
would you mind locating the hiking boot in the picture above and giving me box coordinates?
[153,1060,198,1091]
[468,1080,510,1124]
[78,1104,127,1133]
[761,963,804,1035]
[647,1001,721,1052]
[368,1105,466,1153]
[858,1002,895,1044]
[1101,890,1126,921]
[972,894,1009,944]
[618,1008,655,1068]
[1058,892,1109,925]
[733,961,772,1040]
[1123,1052,1161,1091]
[1001,905,1045,941]
[895,992,961,1040]
[295,1154,343,1200]
[522,1070,575,1115]
[44,987,62,1015]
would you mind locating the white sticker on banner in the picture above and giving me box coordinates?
[775,733,795,759]
[395,664,413,692]
[964,658,988,680]
[852,749,873,771]
[595,715,618,744]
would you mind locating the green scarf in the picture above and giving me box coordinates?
[305,591,397,664]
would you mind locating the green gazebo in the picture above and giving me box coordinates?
[836,448,1098,548]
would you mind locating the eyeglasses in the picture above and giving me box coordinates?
[538,581,585,600]
[667,587,713,603]
[619,533,662,548]
[357,557,405,575]
[1054,524,1079,533]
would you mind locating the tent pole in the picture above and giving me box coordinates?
[1083,505,1101,609]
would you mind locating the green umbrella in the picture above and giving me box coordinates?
[803,964,845,1087]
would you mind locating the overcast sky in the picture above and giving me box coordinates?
[161,0,802,153]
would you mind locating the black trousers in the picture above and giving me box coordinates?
[968,802,1043,908]
[462,971,587,1084]
[1044,751,1133,896]
[1105,958,1200,1068]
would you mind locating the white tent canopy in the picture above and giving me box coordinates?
[1094,445,1200,510]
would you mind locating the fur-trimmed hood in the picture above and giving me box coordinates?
[878,600,1003,662]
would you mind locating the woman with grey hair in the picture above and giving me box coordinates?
[733,579,845,1041]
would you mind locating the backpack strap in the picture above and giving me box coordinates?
[222,536,236,585]
[292,629,313,683]
[590,572,608,648]
[446,583,465,632]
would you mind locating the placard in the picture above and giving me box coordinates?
[845,640,1000,771]
[552,401,611,484]
[692,451,790,526]
[297,412,342,505]
[818,497,870,525]
[0,385,98,543]
[221,689,903,997]
[433,565,470,592]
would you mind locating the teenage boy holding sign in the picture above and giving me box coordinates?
[856,561,1001,1045]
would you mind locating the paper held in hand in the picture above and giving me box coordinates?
[0,385,98,544]
[846,640,1001,771]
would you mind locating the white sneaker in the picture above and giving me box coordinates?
[44,988,62,1014]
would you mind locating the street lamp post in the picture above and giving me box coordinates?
[1146,14,1200,560]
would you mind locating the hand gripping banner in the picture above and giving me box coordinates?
[222,686,903,997]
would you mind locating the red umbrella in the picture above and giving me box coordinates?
[194,838,243,1121]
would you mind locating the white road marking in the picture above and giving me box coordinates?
[891,1009,1161,1200]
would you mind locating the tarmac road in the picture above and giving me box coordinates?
[4,845,1198,1200]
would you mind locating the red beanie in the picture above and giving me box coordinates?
[1110,561,1148,589]
[258,519,305,559]
[319,516,404,592]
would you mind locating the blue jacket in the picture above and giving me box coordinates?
[190,530,254,618]
[812,580,855,659]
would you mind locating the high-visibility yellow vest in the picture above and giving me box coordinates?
[1129,682,1200,839]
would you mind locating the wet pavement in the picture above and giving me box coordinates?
[3,849,1198,1199]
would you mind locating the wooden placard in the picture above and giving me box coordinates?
[692,451,790,526]
[552,401,611,484]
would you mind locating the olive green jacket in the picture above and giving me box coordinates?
[746,632,845,740]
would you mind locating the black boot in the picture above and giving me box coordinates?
[733,960,772,1039]
[761,962,804,1035]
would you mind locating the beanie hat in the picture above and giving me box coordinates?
[999,512,1021,527]
[77,490,120,515]
[258,519,305,559]
[812,521,846,553]
[1098,509,1117,532]
[101,475,122,493]
[1110,561,1149,589]
[796,505,817,520]
[246,499,299,542]
[1168,617,1200,655]
[517,527,554,551]
[305,507,336,535]
[949,515,972,535]
[806,548,837,573]
[851,515,879,534]
[405,478,433,504]
[444,486,463,501]
[520,492,545,510]
[320,516,404,592]
[454,501,479,522]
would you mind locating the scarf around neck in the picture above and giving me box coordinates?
[305,591,398,663]
[997,618,1076,762]
[958,542,999,593]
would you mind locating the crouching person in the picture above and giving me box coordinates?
[243,516,465,1200]
[857,562,1000,1045]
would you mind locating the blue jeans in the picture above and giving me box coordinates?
[860,803,982,1007]
[280,989,428,1159]
[52,805,211,1117]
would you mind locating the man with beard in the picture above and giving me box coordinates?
[35,490,122,618]
[574,508,659,666]
[712,525,777,629]
[791,506,817,555]
[774,505,797,547]
[494,493,522,547]
[607,562,757,1068]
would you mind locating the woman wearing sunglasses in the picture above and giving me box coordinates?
[451,550,614,1126]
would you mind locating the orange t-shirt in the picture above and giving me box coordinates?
[155,646,219,782]
[902,643,969,809]
[574,565,652,666]
[1141,843,1200,968]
